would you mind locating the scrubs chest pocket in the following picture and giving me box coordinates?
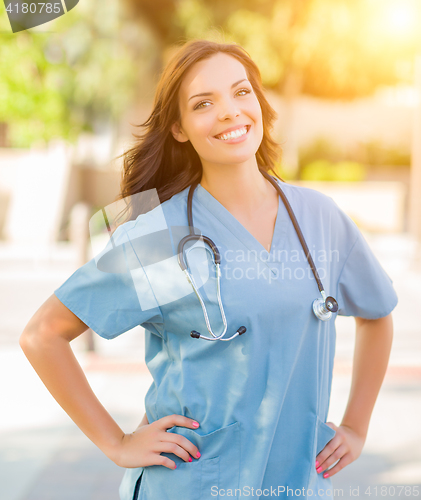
[136,421,241,500]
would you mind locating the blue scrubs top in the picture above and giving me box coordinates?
[54,178,398,500]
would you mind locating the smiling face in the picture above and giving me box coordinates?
[171,52,264,173]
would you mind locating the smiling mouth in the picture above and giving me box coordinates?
[214,125,250,141]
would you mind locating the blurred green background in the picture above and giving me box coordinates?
[0,0,420,237]
[1,0,420,167]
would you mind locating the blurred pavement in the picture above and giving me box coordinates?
[0,233,420,500]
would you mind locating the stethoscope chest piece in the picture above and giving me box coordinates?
[312,292,339,321]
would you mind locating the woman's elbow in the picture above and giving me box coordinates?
[20,315,59,355]
[19,294,88,353]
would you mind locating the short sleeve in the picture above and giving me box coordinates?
[336,231,398,319]
[54,226,164,340]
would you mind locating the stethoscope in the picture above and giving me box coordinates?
[177,169,338,341]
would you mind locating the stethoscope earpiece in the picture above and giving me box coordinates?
[190,326,247,341]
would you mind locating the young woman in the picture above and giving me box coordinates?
[20,39,398,500]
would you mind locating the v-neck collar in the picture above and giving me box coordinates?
[194,179,288,273]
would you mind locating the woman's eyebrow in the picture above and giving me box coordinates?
[187,79,249,101]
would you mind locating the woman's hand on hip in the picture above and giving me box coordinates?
[112,414,201,470]
[315,422,366,478]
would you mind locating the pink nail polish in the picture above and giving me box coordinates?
[196,452,201,458]
[188,457,192,462]
[315,461,319,468]
[316,466,322,473]
[192,421,199,428]
[323,472,329,478]
[174,465,177,469]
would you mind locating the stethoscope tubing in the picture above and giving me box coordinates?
[259,169,325,295]
[178,169,338,340]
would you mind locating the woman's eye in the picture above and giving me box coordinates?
[194,101,210,110]
[193,88,251,110]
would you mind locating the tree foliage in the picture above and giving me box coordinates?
[2,0,420,147]
[127,0,421,98]
[0,1,157,147]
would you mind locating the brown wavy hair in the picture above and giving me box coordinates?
[116,38,282,220]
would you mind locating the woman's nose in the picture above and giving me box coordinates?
[217,99,240,121]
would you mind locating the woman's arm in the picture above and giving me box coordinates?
[19,294,127,462]
[19,294,200,469]
[340,314,393,436]
[315,313,394,478]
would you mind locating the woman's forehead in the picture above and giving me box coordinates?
[179,53,248,104]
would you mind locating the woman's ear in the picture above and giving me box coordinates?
[171,122,189,143]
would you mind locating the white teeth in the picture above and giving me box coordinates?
[217,126,248,140]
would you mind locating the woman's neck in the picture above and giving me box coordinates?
[200,163,276,216]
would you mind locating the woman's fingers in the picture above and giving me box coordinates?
[155,414,200,432]
[146,452,177,470]
[162,432,201,461]
[321,452,353,478]
[117,430,194,469]
[315,423,366,478]
[316,443,347,476]
[316,434,341,469]
[116,414,202,469]
[152,414,201,461]
[154,440,194,464]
